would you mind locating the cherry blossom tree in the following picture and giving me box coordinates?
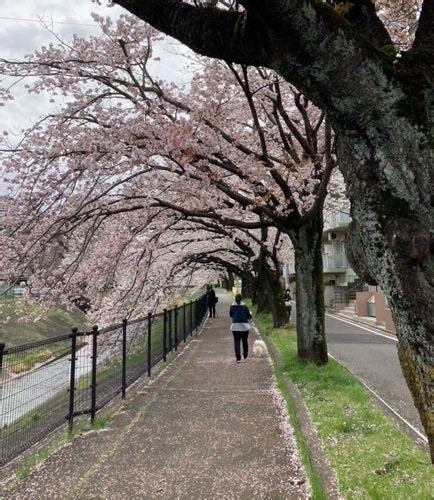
[0,15,343,364]
[107,0,434,462]
[177,217,294,324]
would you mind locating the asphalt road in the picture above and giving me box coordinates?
[1,343,92,427]
[325,313,426,442]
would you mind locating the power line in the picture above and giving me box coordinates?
[0,16,98,28]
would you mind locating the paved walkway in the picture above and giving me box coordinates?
[6,293,308,499]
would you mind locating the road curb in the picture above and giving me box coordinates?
[327,311,397,337]
[257,328,341,499]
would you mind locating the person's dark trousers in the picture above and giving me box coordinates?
[208,304,216,318]
[286,305,291,320]
[232,330,249,361]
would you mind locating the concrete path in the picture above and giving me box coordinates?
[6,293,308,499]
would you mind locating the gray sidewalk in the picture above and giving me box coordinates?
[6,293,308,499]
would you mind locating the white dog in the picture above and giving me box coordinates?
[252,339,267,357]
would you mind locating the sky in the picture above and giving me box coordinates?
[0,0,190,194]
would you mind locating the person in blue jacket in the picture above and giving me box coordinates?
[229,294,252,363]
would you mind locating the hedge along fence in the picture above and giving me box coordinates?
[0,294,208,466]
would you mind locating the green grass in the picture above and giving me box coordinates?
[13,438,66,482]
[251,304,433,498]
[244,303,327,499]
[165,288,204,308]
[275,369,328,499]
[0,302,86,372]
[0,302,86,346]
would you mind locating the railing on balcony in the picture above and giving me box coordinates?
[334,280,367,305]
[323,210,351,231]
[322,253,347,271]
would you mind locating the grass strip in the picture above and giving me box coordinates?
[245,302,328,499]
[251,305,433,499]
[274,368,329,499]
[0,302,86,347]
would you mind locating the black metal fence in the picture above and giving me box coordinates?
[0,295,208,466]
[0,287,25,304]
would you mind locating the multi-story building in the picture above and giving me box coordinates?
[283,207,358,305]
[284,207,396,333]
[322,209,359,307]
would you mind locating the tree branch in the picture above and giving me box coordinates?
[412,0,434,55]
[113,0,271,66]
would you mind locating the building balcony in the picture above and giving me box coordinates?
[323,210,351,232]
[322,253,348,272]
[283,255,349,277]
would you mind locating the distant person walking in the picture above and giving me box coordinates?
[229,294,252,363]
[206,285,217,318]
[284,289,292,321]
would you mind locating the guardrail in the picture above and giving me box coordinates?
[0,295,208,466]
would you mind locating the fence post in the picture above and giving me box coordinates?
[68,327,78,433]
[183,302,187,343]
[198,297,202,326]
[122,319,127,399]
[168,308,172,352]
[198,298,202,328]
[163,309,167,362]
[0,342,5,378]
[90,325,98,423]
[190,300,193,336]
[174,305,178,351]
[147,312,152,377]
[195,299,199,332]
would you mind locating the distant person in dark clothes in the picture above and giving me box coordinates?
[229,294,252,363]
[284,289,292,320]
[206,284,217,318]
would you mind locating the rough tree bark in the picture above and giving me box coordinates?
[251,226,288,328]
[225,272,235,291]
[267,271,289,328]
[113,0,434,459]
[288,213,328,364]
[341,138,434,461]
[252,252,287,327]
[240,271,254,300]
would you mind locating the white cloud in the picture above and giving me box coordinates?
[0,0,192,193]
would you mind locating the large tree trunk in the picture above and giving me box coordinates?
[253,253,287,327]
[240,272,254,300]
[251,282,258,306]
[222,273,234,291]
[288,213,328,365]
[267,271,287,328]
[113,0,433,460]
[340,133,434,461]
